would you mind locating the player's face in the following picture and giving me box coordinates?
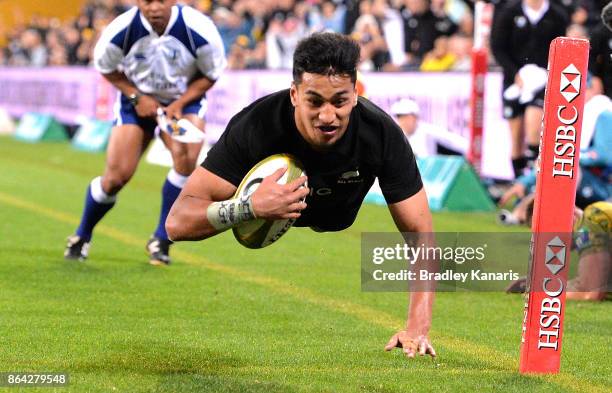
[397,114,418,137]
[138,0,176,33]
[290,73,357,151]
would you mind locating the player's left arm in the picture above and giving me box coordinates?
[165,7,227,121]
[164,74,216,120]
[384,188,437,358]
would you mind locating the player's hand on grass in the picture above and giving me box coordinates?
[385,330,436,359]
[499,182,526,206]
[135,95,161,118]
[251,167,309,220]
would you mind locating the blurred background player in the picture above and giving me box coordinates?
[490,0,569,178]
[498,92,612,223]
[64,0,226,265]
[390,97,467,157]
[568,201,611,301]
[506,201,611,301]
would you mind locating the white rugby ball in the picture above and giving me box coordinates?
[233,154,306,249]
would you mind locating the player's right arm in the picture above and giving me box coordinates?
[99,71,159,118]
[166,167,308,241]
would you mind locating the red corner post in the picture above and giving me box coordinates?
[468,1,493,172]
[468,47,487,172]
[519,37,589,374]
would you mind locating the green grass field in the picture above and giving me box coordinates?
[0,136,609,392]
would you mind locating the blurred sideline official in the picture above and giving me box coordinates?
[64,0,226,265]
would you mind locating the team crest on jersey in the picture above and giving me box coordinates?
[167,49,178,62]
[515,16,527,28]
[338,169,363,184]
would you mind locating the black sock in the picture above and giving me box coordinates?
[525,144,539,159]
[512,157,527,178]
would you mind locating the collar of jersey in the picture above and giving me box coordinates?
[138,5,179,37]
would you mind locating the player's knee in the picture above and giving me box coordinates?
[172,155,197,175]
[103,172,131,194]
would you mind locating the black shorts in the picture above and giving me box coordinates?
[502,87,546,119]
[295,206,360,232]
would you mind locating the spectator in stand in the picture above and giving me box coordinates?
[46,30,69,66]
[419,35,455,71]
[227,34,266,69]
[400,0,457,70]
[434,0,473,36]
[490,0,568,178]
[1,0,138,66]
[343,0,363,34]
[20,29,48,67]
[447,34,472,71]
[552,0,604,31]
[266,10,308,69]
[227,35,249,69]
[372,0,406,69]
[352,0,390,70]
[307,0,347,33]
[0,0,484,72]
[62,26,83,64]
[76,28,98,65]
[213,6,253,54]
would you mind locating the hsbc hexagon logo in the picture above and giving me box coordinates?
[545,236,566,274]
[559,64,581,103]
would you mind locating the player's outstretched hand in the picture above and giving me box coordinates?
[385,330,436,359]
[498,182,526,206]
[251,167,309,220]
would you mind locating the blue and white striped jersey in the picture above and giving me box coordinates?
[94,5,226,103]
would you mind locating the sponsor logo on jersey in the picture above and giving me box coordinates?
[515,16,527,28]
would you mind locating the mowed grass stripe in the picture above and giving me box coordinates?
[0,191,604,393]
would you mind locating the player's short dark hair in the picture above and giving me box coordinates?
[292,32,360,85]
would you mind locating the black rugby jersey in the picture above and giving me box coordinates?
[202,89,423,231]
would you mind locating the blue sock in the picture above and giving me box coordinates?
[154,170,187,240]
[76,177,116,242]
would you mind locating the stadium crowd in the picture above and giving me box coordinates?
[0,0,608,72]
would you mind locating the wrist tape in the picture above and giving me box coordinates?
[207,195,256,231]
